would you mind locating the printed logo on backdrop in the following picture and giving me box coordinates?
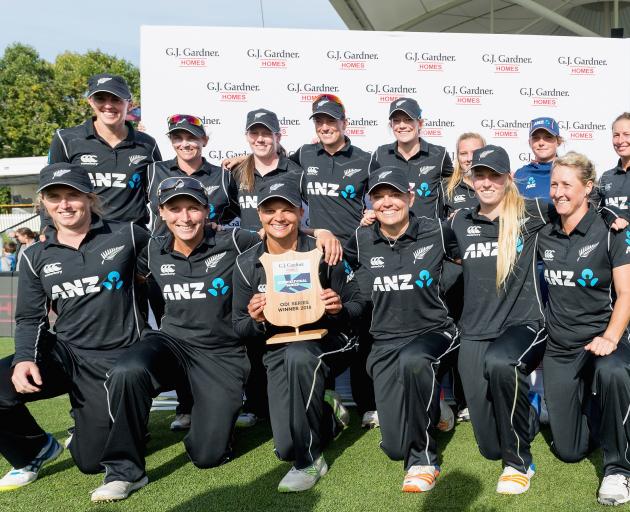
[246,48,300,69]
[325,50,379,70]
[207,149,248,162]
[345,117,379,137]
[482,53,533,74]
[558,56,608,75]
[165,47,219,68]
[422,118,455,139]
[287,82,341,103]
[404,51,456,72]
[206,82,260,102]
[519,87,570,108]
[443,85,494,106]
[557,120,607,141]
[365,83,417,104]
[481,119,530,140]
[278,116,301,137]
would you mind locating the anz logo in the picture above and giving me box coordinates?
[306,182,340,197]
[238,195,258,209]
[51,276,100,300]
[90,172,128,188]
[373,274,414,292]
[605,196,628,210]
[162,282,207,300]
[463,242,498,259]
[544,268,599,287]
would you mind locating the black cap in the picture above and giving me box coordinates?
[368,166,410,194]
[38,163,94,194]
[166,114,206,138]
[157,177,208,206]
[310,95,345,120]
[246,109,280,133]
[257,178,302,208]
[470,145,511,175]
[87,73,132,101]
[388,97,422,120]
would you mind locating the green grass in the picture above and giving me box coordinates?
[0,338,607,511]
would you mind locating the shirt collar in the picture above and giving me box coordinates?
[260,231,313,255]
[550,206,597,237]
[391,138,429,160]
[159,226,217,258]
[86,118,135,145]
[167,157,214,175]
[44,214,105,247]
[316,136,352,156]
[614,158,629,174]
[371,214,420,244]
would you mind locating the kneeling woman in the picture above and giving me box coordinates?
[345,167,461,493]
[538,152,630,506]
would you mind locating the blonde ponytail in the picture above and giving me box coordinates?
[496,178,525,290]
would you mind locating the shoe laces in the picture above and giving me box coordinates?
[407,465,435,476]
[606,474,630,490]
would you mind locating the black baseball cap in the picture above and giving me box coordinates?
[157,177,208,206]
[368,166,409,194]
[389,97,422,120]
[38,163,94,194]
[257,178,302,208]
[246,109,280,133]
[87,73,132,101]
[166,114,206,138]
[310,94,345,120]
[470,145,511,175]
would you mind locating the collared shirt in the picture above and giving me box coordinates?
[514,160,553,200]
[138,227,260,349]
[147,158,239,236]
[14,217,149,364]
[597,159,630,212]
[291,137,372,242]
[48,118,161,224]
[370,138,453,220]
[232,232,365,340]
[442,179,478,219]
[344,215,458,341]
[538,207,630,352]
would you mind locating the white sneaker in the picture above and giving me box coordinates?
[402,465,440,493]
[361,410,380,429]
[598,474,630,506]
[170,413,191,431]
[235,412,258,428]
[277,455,328,492]
[90,476,149,502]
[437,400,454,432]
[457,407,470,422]
[324,390,349,429]
[0,434,63,491]
[496,464,535,494]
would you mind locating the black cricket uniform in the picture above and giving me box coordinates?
[232,233,365,470]
[235,155,303,231]
[0,218,148,473]
[370,139,453,220]
[101,227,260,482]
[147,158,239,236]
[597,160,630,213]
[442,180,478,219]
[48,119,161,225]
[449,199,550,473]
[344,215,459,469]
[538,207,630,476]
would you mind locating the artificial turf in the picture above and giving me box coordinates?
[0,338,608,511]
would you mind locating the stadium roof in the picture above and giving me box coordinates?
[329,0,630,37]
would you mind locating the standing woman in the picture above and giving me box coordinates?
[597,112,630,211]
[14,228,37,271]
[538,152,630,506]
[442,133,485,218]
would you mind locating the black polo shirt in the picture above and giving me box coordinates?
[449,199,549,341]
[14,217,149,365]
[232,232,365,340]
[370,138,453,220]
[48,118,162,224]
[138,227,260,350]
[442,179,478,219]
[235,155,303,231]
[147,158,239,236]
[598,160,630,212]
[344,215,458,342]
[538,207,630,352]
[291,137,372,242]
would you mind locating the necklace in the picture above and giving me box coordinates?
[384,233,401,249]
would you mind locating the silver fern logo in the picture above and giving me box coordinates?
[204,185,220,196]
[343,168,362,179]
[128,155,146,166]
[53,169,72,178]
[577,242,599,261]
[205,252,226,271]
[413,245,433,263]
[417,165,435,175]
[479,150,494,159]
[378,170,392,180]
[101,246,125,264]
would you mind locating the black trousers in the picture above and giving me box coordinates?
[367,331,457,470]
[0,338,121,473]
[101,331,249,482]
[458,325,546,473]
[264,333,352,470]
[544,339,630,477]
[350,305,377,415]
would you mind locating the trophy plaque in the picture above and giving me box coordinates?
[259,249,328,345]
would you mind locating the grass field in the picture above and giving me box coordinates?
[0,338,610,511]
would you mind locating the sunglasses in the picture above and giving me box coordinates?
[312,94,344,107]
[167,114,203,127]
[157,177,205,197]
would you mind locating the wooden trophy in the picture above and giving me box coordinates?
[259,249,328,345]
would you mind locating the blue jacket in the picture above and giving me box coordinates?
[514,161,553,200]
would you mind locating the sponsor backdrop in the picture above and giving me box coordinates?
[141,26,630,175]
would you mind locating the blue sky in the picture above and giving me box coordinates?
[0,0,346,64]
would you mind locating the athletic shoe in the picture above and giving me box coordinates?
[324,390,349,429]
[402,465,440,493]
[361,410,380,429]
[235,412,258,428]
[277,455,328,492]
[496,464,535,494]
[90,476,149,503]
[169,413,191,431]
[437,400,454,432]
[457,407,470,422]
[598,474,630,506]
[0,434,63,491]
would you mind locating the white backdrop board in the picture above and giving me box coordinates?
[140,26,630,175]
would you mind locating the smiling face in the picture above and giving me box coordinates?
[529,129,560,163]
[159,196,208,245]
[88,92,130,129]
[472,167,510,210]
[246,124,281,160]
[258,198,302,243]
[370,184,413,232]
[613,118,630,164]
[550,164,592,218]
[389,112,421,145]
[457,137,485,172]
[313,114,347,151]
[41,185,93,232]
[170,130,207,166]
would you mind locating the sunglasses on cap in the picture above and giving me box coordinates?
[157,177,205,196]
[167,114,203,127]
[312,93,344,107]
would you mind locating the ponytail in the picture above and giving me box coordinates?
[496,178,525,290]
